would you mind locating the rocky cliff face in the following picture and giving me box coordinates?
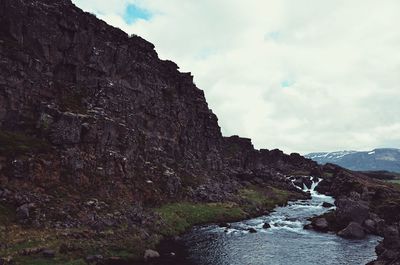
[0,0,226,203]
[0,0,318,227]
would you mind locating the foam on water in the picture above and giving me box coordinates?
[178,176,380,265]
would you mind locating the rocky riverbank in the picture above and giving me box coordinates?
[305,164,400,265]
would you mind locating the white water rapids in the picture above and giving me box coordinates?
[173,177,380,265]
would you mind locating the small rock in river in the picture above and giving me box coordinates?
[247,228,257,233]
[263,223,271,229]
[322,202,334,208]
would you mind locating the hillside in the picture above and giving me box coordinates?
[1,1,400,264]
[306,148,400,173]
[0,0,318,263]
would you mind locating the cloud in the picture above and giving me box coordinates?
[72,0,400,154]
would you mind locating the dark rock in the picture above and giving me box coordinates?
[338,222,366,239]
[304,224,313,230]
[335,198,369,225]
[363,219,377,234]
[59,243,81,254]
[263,223,271,229]
[383,226,400,249]
[312,218,329,232]
[291,176,313,189]
[380,249,399,260]
[322,202,334,208]
[303,177,313,189]
[218,223,231,228]
[41,249,55,258]
[85,254,103,263]
[16,204,30,221]
[247,228,257,233]
[293,178,304,188]
[375,241,386,255]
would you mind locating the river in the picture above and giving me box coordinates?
[151,178,380,265]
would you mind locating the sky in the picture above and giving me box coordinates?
[72,0,400,154]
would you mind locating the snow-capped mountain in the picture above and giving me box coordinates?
[305,148,400,172]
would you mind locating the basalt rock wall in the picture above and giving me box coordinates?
[0,0,319,214]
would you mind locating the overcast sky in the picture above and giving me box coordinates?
[72,0,400,154]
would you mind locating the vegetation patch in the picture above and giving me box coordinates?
[387,179,400,185]
[156,186,298,237]
[0,130,51,156]
[239,186,294,213]
[13,256,86,265]
[0,225,150,264]
[156,202,246,236]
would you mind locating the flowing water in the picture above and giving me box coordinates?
[154,178,380,265]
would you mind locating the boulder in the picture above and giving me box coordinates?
[363,219,377,234]
[375,241,386,255]
[335,198,369,225]
[383,226,400,249]
[16,204,30,221]
[293,178,304,189]
[144,249,160,261]
[41,249,55,258]
[312,218,329,232]
[263,223,271,229]
[338,222,366,239]
[303,177,313,189]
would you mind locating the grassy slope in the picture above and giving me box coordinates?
[0,185,300,264]
[156,186,298,237]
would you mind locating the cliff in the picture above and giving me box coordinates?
[0,0,327,263]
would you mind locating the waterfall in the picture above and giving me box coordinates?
[180,176,379,265]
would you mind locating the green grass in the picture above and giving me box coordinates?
[14,256,86,265]
[239,186,293,213]
[240,189,266,205]
[0,130,51,156]
[156,186,296,237]
[106,249,137,260]
[156,202,246,236]
[387,179,400,184]
[0,224,152,264]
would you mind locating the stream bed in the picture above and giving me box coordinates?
[151,179,380,265]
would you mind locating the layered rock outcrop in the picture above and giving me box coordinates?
[0,0,319,230]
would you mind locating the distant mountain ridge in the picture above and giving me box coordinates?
[305,148,400,173]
